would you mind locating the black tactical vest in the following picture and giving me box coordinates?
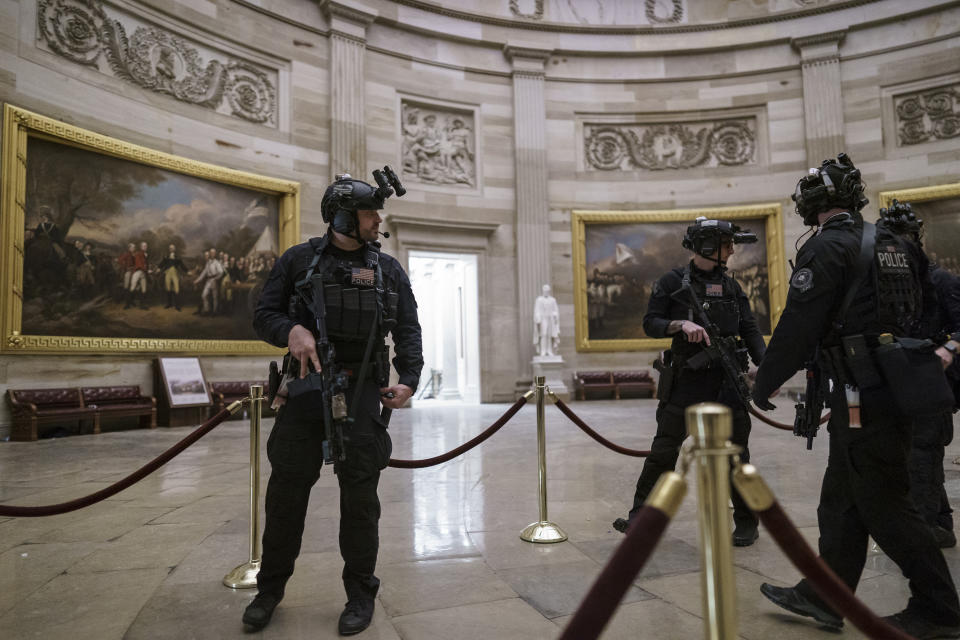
[682,265,741,336]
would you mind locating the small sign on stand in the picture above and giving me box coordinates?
[154,357,212,427]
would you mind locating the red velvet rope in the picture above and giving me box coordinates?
[558,504,671,640]
[0,406,236,518]
[747,404,831,431]
[757,500,914,640]
[553,398,650,457]
[387,395,528,469]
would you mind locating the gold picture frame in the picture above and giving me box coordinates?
[1,104,300,354]
[879,182,960,278]
[572,204,787,352]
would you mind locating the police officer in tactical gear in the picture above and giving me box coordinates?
[243,169,423,635]
[881,200,960,549]
[753,155,960,638]
[612,217,766,547]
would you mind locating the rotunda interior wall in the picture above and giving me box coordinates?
[0,0,959,434]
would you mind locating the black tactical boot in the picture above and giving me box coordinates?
[933,526,957,549]
[732,523,759,547]
[338,599,374,636]
[242,592,281,630]
[612,517,630,534]
[760,583,843,629]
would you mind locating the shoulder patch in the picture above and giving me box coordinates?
[791,267,814,293]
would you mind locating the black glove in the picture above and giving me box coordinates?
[751,388,776,411]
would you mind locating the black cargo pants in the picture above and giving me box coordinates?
[256,382,392,603]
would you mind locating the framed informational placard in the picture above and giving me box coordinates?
[571,203,786,352]
[0,104,298,355]
[157,357,211,408]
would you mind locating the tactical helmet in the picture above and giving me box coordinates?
[682,217,758,258]
[791,152,868,226]
[320,166,405,237]
[879,199,923,240]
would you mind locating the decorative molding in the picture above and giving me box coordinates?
[645,0,685,25]
[508,0,543,20]
[791,29,846,52]
[400,99,478,188]
[36,0,278,126]
[894,82,960,146]
[583,118,756,171]
[318,0,377,26]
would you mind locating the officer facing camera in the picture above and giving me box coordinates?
[612,216,766,548]
[753,155,960,637]
[244,168,423,636]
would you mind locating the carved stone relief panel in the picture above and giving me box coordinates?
[509,0,684,25]
[37,0,278,126]
[583,118,756,171]
[893,82,960,146]
[401,100,477,188]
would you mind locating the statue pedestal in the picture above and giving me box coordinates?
[532,355,569,401]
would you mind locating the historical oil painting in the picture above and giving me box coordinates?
[572,205,785,352]
[880,183,960,278]
[1,105,299,354]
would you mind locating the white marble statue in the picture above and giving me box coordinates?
[533,284,560,357]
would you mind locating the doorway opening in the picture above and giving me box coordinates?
[407,251,480,405]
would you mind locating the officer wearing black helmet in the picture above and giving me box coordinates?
[753,155,960,638]
[612,217,766,547]
[881,200,960,549]
[243,168,423,635]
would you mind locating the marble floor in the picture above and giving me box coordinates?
[1,399,958,640]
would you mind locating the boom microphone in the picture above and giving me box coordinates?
[378,231,391,238]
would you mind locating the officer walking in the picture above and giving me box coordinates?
[612,217,765,547]
[752,155,960,638]
[243,169,423,635]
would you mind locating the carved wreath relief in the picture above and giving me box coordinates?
[584,119,756,171]
[401,102,477,187]
[37,0,277,126]
[894,84,960,146]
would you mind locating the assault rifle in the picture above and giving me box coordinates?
[793,358,823,450]
[670,282,752,407]
[286,273,350,466]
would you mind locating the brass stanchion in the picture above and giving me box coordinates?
[521,376,567,543]
[687,402,739,640]
[223,384,263,589]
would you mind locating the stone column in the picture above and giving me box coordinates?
[320,1,376,179]
[505,45,552,379]
[792,31,846,167]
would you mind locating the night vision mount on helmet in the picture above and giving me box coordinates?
[879,199,923,241]
[681,217,758,259]
[321,166,406,238]
[791,152,869,226]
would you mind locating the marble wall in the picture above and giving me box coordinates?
[1,0,959,436]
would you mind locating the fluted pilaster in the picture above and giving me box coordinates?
[321,1,376,179]
[792,31,846,166]
[506,46,552,376]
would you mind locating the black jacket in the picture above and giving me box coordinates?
[253,234,424,390]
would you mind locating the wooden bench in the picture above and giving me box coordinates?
[80,385,156,430]
[208,381,273,418]
[6,387,99,441]
[574,370,657,400]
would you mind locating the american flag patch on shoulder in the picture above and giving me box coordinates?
[705,283,723,296]
[351,267,375,286]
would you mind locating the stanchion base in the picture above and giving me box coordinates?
[520,521,568,543]
[223,559,260,589]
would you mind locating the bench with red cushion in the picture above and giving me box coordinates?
[6,387,99,441]
[574,371,616,400]
[208,381,273,418]
[80,385,156,430]
[612,370,657,399]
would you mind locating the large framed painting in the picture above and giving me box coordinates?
[1,104,300,354]
[879,182,960,277]
[572,204,786,352]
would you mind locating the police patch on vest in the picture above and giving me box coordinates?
[705,283,723,296]
[351,267,375,286]
[791,267,814,292]
[877,247,910,274]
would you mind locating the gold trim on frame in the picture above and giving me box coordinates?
[1,104,300,355]
[879,182,960,209]
[571,204,786,352]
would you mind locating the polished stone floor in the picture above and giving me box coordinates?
[1,399,958,639]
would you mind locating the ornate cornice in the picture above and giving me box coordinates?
[318,0,377,26]
[791,29,847,51]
